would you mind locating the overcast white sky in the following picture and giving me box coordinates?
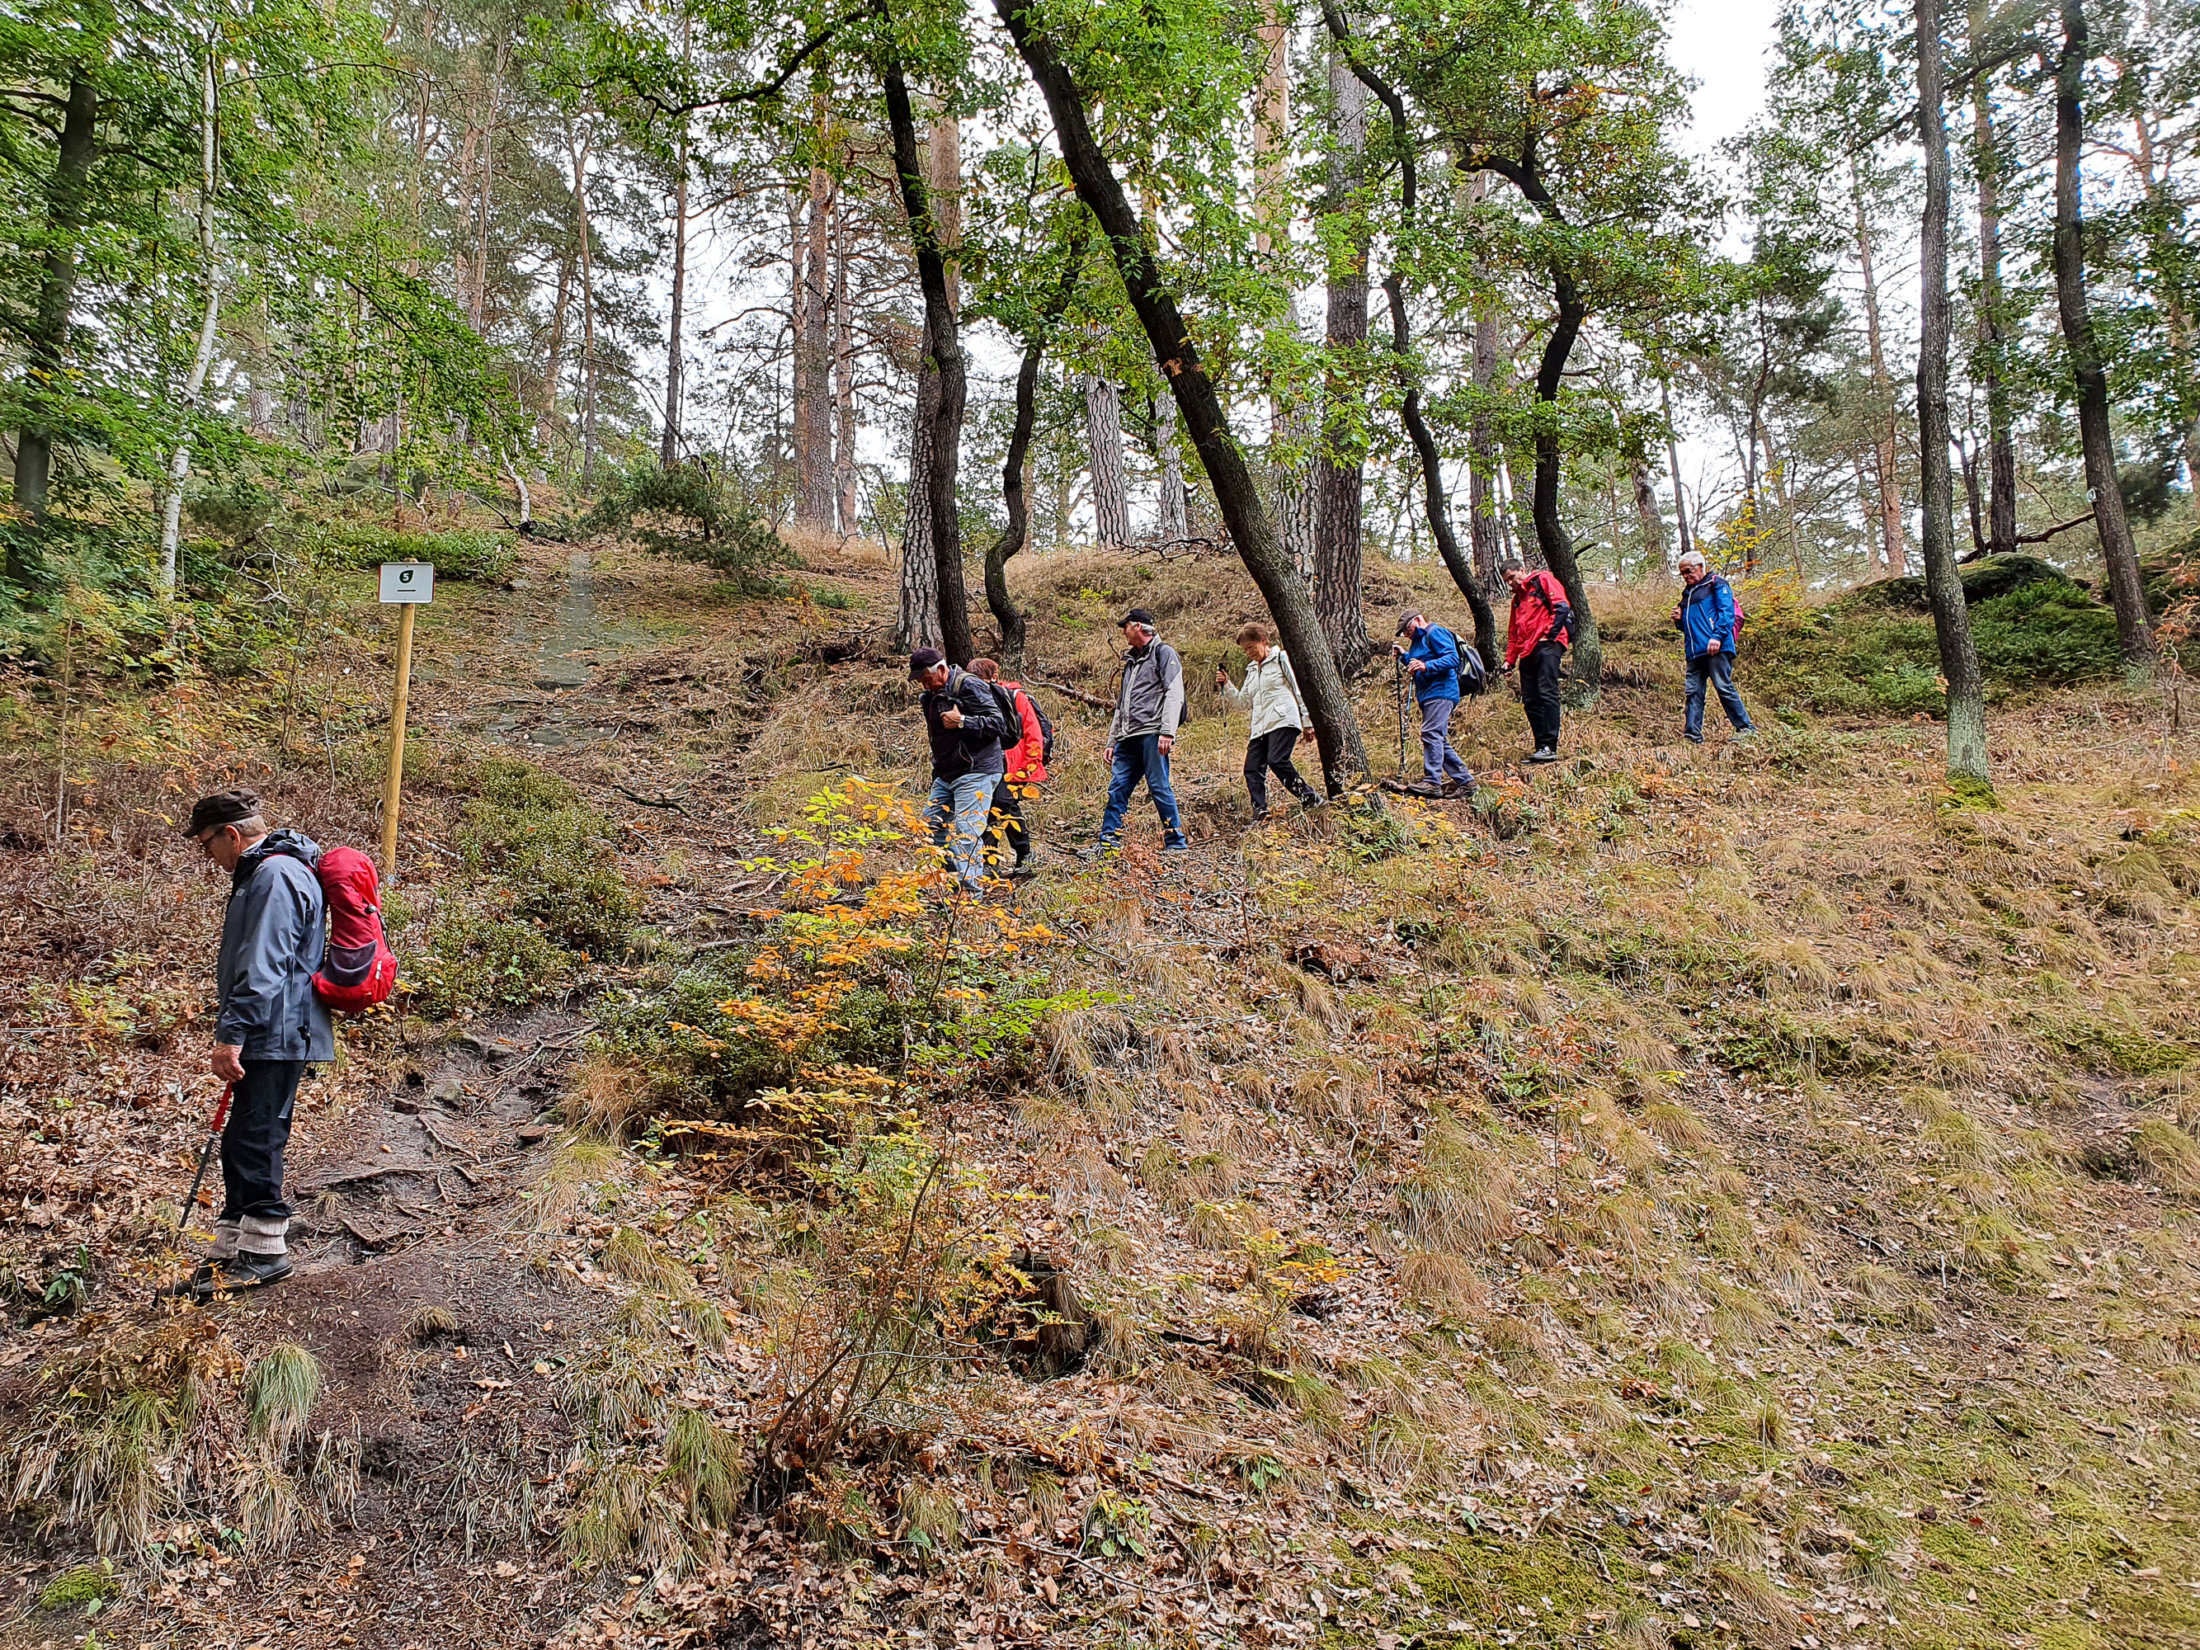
[1666,0,1775,162]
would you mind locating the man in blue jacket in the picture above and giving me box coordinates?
[166,789,333,1298]
[1671,551,1756,744]
[1393,612,1476,798]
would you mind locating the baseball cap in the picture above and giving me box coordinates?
[1120,608,1157,629]
[907,646,946,678]
[1396,611,1425,636]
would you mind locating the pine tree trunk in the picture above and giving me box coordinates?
[899,364,942,652]
[1084,373,1130,548]
[1916,0,1993,785]
[885,67,973,665]
[1968,0,2017,556]
[1660,378,1691,564]
[833,201,857,532]
[1631,458,1666,571]
[789,194,807,498]
[542,243,573,453]
[661,115,689,468]
[2053,0,2155,664]
[1001,0,1368,786]
[1311,31,1374,675]
[571,129,598,490]
[1156,395,1188,540]
[796,161,835,526]
[1852,163,1907,577]
[11,72,97,531]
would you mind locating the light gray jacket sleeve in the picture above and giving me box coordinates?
[1158,644,1185,736]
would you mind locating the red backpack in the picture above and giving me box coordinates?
[312,845,397,1013]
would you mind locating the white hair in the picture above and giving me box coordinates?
[1677,550,1706,569]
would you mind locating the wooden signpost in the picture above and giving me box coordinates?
[377,561,434,877]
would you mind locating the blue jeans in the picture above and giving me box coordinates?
[926,771,999,889]
[1685,651,1754,741]
[1098,735,1184,845]
[1418,695,1472,783]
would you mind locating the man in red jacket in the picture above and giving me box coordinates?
[1500,564,1572,764]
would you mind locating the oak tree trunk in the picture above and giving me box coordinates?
[886,67,973,665]
[1001,0,1368,786]
[12,72,97,533]
[1311,33,1374,674]
[2053,0,2155,663]
[1968,0,2017,556]
[1323,4,1495,665]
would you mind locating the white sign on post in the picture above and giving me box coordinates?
[378,562,435,603]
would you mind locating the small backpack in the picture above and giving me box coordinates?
[1021,687,1056,766]
[312,845,397,1014]
[1460,643,1490,697]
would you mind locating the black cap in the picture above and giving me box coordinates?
[908,646,946,679]
[1120,608,1157,630]
[184,789,263,836]
[1396,611,1424,636]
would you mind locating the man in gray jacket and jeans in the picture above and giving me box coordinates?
[1090,608,1188,857]
[166,789,333,1297]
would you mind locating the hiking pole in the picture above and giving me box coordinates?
[1394,653,1408,781]
[176,1082,234,1239]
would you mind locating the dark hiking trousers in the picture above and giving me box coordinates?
[989,775,1031,866]
[1244,728,1320,815]
[221,1059,305,1228]
[1520,639,1564,753]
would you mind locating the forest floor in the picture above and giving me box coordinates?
[2,525,2198,1650]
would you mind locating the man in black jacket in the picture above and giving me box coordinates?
[911,647,1009,892]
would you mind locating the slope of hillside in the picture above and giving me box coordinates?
[2,530,2196,1650]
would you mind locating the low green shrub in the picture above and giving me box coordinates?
[409,908,575,1019]
[313,522,517,584]
[454,757,638,956]
[586,461,793,589]
[1747,560,2122,716]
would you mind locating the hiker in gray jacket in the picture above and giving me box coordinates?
[163,789,333,1298]
[1089,608,1187,856]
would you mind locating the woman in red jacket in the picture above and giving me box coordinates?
[1500,565,1572,764]
[971,658,1045,878]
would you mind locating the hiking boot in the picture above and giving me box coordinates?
[1527,747,1560,765]
[1732,727,1757,741]
[196,1254,292,1298]
[1298,793,1328,811]
[1441,777,1477,799]
[1161,837,1190,855]
[1402,778,1443,798]
[1008,859,1039,881]
[1076,840,1119,863]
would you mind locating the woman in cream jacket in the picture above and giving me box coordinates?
[1215,622,1325,817]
